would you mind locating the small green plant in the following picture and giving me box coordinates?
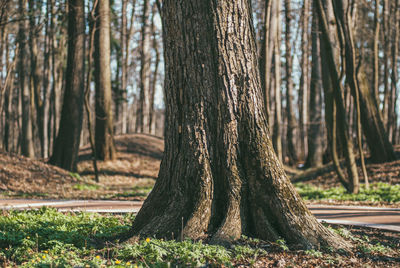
[276,239,289,251]
[69,172,82,180]
[305,249,323,257]
[357,242,391,254]
[295,182,400,203]
[72,183,100,191]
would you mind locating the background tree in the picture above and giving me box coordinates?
[305,1,323,168]
[18,0,35,158]
[49,0,85,171]
[94,0,116,160]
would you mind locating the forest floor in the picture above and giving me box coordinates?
[0,134,399,267]
[0,133,399,207]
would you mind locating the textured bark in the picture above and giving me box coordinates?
[129,0,349,250]
[49,0,85,171]
[283,0,298,165]
[94,0,116,160]
[18,0,35,158]
[305,4,323,168]
[135,0,151,134]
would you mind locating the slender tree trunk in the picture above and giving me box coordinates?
[49,0,85,171]
[123,0,137,134]
[119,0,127,135]
[334,0,396,164]
[316,0,359,193]
[129,0,349,250]
[28,0,45,157]
[94,0,116,160]
[305,3,324,168]
[284,0,298,165]
[272,0,282,162]
[382,0,390,126]
[148,3,160,135]
[135,0,151,134]
[299,0,310,160]
[18,0,35,158]
[389,0,399,143]
[372,0,380,104]
[259,0,274,127]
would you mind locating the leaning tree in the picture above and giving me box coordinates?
[129,0,349,249]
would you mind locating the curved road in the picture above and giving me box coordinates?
[0,200,399,232]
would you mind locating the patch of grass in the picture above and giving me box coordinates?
[69,172,82,181]
[295,182,400,203]
[0,209,398,267]
[72,183,101,191]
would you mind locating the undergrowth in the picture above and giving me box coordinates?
[0,208,265,267]
[295,182,400,203]
[0,208,398,267]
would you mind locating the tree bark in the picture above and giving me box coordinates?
[49,0,85,171]
[94,0,116,160]
[129,0,349,250]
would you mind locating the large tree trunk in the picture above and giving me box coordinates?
[18,0,35,158]
[49,0,85,171]
[129,0,348,250]
[94,0,116,160]
[305,3,324,168]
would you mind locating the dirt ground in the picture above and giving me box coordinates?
[1,134,399,204]
[0,134,163,200]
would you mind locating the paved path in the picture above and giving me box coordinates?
[1,199,399,232]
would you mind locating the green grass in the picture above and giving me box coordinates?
[72,183,101,191]
[0,208,267,267]
[295,182,400,203]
